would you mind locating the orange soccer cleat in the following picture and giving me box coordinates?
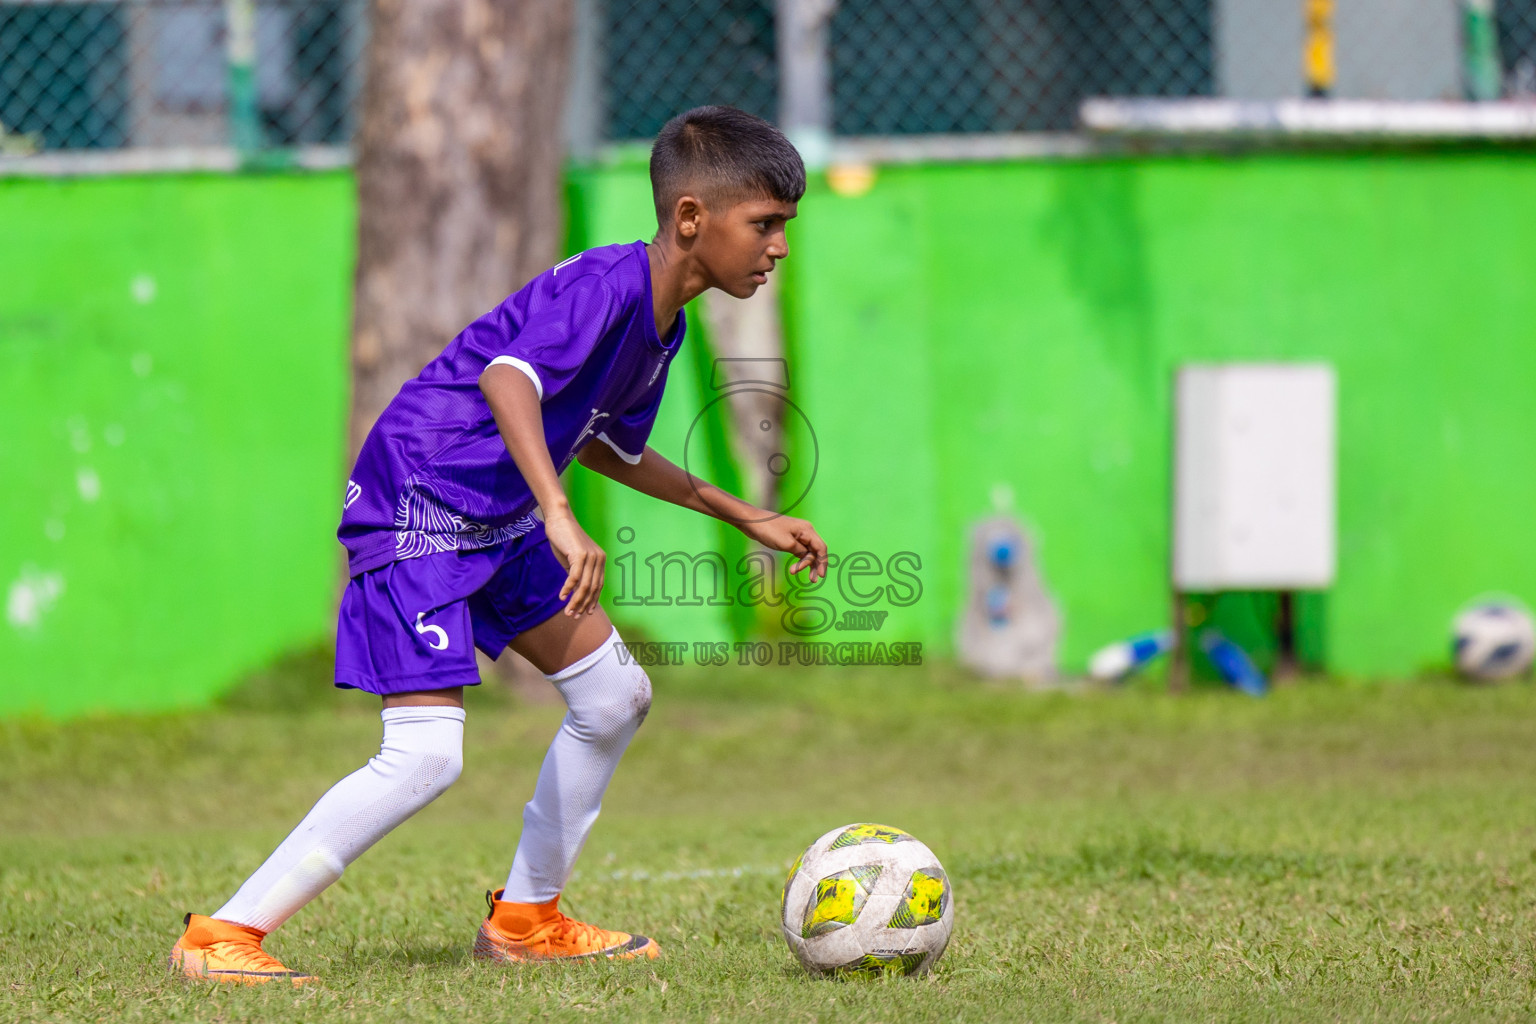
[169,913,315,984]
[473,889,661,962]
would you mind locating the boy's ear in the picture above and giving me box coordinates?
[674,195,703,239]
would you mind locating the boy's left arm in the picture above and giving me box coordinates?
[577,441,829,583]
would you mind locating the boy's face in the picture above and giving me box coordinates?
[682,195,797,299]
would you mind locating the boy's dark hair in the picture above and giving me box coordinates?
[650,106,806,224]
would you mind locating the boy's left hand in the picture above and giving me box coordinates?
[741,515,829,583]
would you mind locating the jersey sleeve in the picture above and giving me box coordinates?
[481,274,618,402]
[596,360,673,465]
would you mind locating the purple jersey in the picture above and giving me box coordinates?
[340,240,684,576]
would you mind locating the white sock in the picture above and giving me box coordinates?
[503,628,650,903]
[214,705,465,932]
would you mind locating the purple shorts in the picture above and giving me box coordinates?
[334,524,570,695]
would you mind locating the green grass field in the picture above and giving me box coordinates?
[5,662,1536,1022]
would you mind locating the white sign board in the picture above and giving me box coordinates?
[1174,364,1336,590]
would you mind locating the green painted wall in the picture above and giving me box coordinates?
[5,152,1534,717]
[0,174,354,716]
[777,153,1536,677]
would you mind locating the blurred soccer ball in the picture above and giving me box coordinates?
[1452,601,1536,681]
[780,823,954,977]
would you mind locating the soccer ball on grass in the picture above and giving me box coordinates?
[1453,600,1536,681]
[779,823,954,977]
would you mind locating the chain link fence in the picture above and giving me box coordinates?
[4,0,1536,157]
[0,0,363,154]
[830,0,1212,135]
[601,0,778,140]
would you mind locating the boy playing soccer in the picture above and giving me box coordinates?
[170,105,826,981]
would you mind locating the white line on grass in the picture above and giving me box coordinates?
[575,864,786,884]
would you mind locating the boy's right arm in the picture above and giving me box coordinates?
[479,363,605,617]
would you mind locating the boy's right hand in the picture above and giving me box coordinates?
[544,508,606,616]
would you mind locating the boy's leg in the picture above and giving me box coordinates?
[212,698,465,932]
[174,553,485,983]
[172,698,465,982]
[475,608,660,960]
[503,608,645,902]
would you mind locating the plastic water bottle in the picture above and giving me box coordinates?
[1199,629,1267,696]
[985,537,1014,627]
[1088,630,1175,681]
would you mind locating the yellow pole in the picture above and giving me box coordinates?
[1304,0,1336,97]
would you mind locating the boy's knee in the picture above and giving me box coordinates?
[385,747,461,806]
[428,748,464,793]
[419,725,465,793]
[568,664,651,745]
[600,667,652,741]
[374,712,464,802]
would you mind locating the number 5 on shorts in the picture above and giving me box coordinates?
[415,612,449,651]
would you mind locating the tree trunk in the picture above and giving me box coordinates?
[347,0,573,694]
[349,0,575,457]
